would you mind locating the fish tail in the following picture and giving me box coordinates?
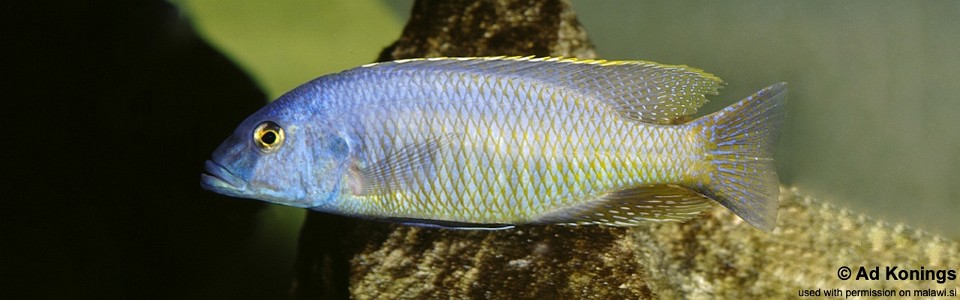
[692,83,787,231]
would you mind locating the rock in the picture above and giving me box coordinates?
[301,187,959,299]
[377,0,595,60]
[293,1,597,298]
[292,1,959,299]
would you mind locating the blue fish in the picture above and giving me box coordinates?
[202,57,786,231]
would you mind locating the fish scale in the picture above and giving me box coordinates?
[336,67,698,223]
[202,57,786,231]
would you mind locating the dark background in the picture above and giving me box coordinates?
[4,1,292,298]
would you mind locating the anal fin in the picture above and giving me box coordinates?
[534,184,714,226]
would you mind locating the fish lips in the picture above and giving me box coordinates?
[201,160,247,197]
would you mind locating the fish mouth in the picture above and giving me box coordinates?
[201,160,247,195]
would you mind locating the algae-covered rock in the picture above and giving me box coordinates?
[292,1,959,299]
[635,187,959,298]
[346,225,649,299]
[293,1,597,298]
[377,0,595,60]
[334,187,959,299]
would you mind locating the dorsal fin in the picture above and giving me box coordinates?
[532,184,715,226]
[360,56,725,124]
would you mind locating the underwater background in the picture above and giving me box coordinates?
[5,0,956,298]
[174,0,959,263]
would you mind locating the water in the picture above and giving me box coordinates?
[176,0,959,240]
[572,0,960,238]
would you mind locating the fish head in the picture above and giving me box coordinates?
[201,102,351,209]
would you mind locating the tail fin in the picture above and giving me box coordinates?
[693,83,787,231]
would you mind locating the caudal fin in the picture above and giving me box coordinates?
[693,83,787,231]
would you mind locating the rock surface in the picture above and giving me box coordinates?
[377,0,595,60]
[292,1,960,299]
[337,187,959,299]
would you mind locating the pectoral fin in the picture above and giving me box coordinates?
[533,184,714,226]
[349,135,451,196]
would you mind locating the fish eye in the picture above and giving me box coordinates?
[253,121,285,153]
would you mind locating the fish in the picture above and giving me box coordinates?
[201,56,786,231]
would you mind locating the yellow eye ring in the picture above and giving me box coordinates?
[253,121,285,153]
